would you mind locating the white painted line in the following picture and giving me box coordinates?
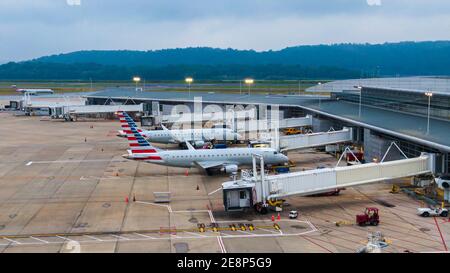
[56,235,69,241]
[3,238,21,245]
[171,210,210,213]
[208,210,227,253]
[111,235,130,240]
[135,201,172,213]
[208,187,222,195]
[258,228,279,234]
[133,233,156,239]
[84,235,103,242]
[184,231,207,238]
[207,210,215,223]
[30,236,49,244]
[26,159,125,165]
[80,176,120,181]
[0,228,320,247]
[236,230,255,236]
[26,161,33,166]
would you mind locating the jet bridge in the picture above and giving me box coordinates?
[222,152,436,212]
[235,115,313,133]
[278,127,353,152]
[62,104,144,115]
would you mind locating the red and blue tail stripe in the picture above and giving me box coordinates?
[117,111,163,161]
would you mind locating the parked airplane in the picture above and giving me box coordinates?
[117,114,242,147]
[117,111,288,175]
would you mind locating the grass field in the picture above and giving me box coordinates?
[0,80,328,96]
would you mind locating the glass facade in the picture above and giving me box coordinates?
[335,87,450,121]
[368,130,449,174]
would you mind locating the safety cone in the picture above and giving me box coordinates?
[125,197,129,203]
[277,213,281,220]
[185,169,189,176]
[271,215,275,222]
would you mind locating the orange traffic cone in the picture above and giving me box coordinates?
[185,169,189,176]
[277,213,281,220]
[125,196,129,203]
[271,215,275,222]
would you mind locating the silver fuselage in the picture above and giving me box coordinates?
[125,147,288,168]
[119,128,241,144]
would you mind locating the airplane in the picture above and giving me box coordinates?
[117,114,242,148]
[117,111,289,175]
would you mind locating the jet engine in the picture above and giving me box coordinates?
[192,140,205,148]
[221,164,238,174]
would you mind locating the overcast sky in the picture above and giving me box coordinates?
[0,0,449,63]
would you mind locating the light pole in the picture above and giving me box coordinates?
[318,82,322,108]
[357,85,362,117]
[185,77,193,97]
[425,92,433,135]
[244,78,254,95]
[133,77,141,91]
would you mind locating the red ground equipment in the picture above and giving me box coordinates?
[356,207,380,226]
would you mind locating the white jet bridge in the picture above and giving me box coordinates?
[222,149,436,212]
[279,127,353,152]
[62,103,144,115]
[235,115,313,133]
[158,113,312,131]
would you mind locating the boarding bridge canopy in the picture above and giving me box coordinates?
[223,153,435,205]
[279,127,353,152]
[235,116,313,132]
[159,110,256,124]
[63,104,143,114]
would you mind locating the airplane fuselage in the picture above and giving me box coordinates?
[119,128,239,144]
[125,147,288,168]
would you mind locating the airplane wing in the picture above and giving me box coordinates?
[185,140,195,150]
[194,161,227,170]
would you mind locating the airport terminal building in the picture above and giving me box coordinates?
[85,77,450,175]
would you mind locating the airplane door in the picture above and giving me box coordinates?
[227,191,240,208]
[239,190,250,207]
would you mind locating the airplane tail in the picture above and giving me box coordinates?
[116,111,143,137]
[117,111,162,161]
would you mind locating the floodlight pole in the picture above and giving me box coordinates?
[427,97,430,134]
[425,92,433,135]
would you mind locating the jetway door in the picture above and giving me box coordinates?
[239,190,251,207]
[227,191,240,209]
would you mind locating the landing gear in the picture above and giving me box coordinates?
[254,203,268,214]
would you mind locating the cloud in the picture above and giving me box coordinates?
[66,0,81,6]
[0,0,449,62]
[367,0,382,6]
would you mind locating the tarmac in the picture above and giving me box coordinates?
[0,112,448,253]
